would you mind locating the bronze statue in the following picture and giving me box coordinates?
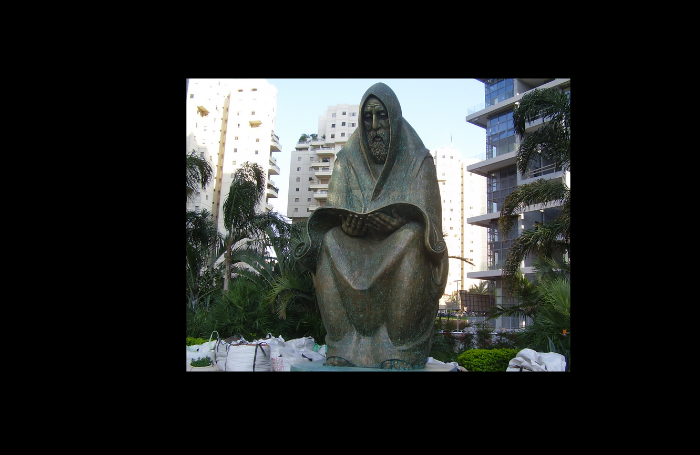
[295,83,448,369]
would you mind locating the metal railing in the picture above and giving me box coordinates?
[466,90,515,115]
[522,162,560,180]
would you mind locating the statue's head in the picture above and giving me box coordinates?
[363,95,390,163]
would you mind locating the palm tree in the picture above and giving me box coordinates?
[466,281,491,294]
[186,149,213,203]
[186,208,224,310]
[220,162,290,291]
[498,87,570,294]
[260,220,324,339]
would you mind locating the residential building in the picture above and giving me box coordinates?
[186,78,282,235]
[287,103,360,223]
[464,78,570,329]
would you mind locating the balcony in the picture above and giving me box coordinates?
[296,141,310,149]
[315,147,335,157]
[270,133,282,152]
[268,161,280,176]
[311,159,331,167]
[313,190,328,200]
[309,182,329,190]
[311,139,326,147]
[249,118,262,127]
[466,151,517,177]
[266,182,279,198]
[466,79,570,129]
[315,167,332,178]
[308,204,319,212]
[467,263,535,280]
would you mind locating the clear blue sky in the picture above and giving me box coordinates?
[265,78,487,216]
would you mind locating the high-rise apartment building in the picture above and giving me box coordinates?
[431,147,488,312]
[186,78,282,235]
[464,78,570,329]
[287,103,360,223]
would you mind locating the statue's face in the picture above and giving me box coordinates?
[363,96,390,163]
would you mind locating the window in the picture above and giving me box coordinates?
[238,89,243,92]
[309,177,313,181]
[233,148,237,153]
[351,112,356,116]
[251,111,255,115]
[296,177,301,182]
[234,136,238,140]
[307,198,312,202]
[295,188,300,192]
[298,157,302,161]
[297,167,301,171]
[190,94,194,98]
[331,134,335,138]
[342,111,346,115]
[232,161,236,165]
[295,198,299,202]
[341,133,345,137]
[350,123,356,127]
[251,88,257,91]
[341,122,346,126]
[332,113,336,117]
[307,208,311,212]
[255,138,259,142]
[331,124,335,128]
[294,208,298,212]
[255,150,258,155]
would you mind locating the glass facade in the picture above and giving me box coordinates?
[486,109,516,159]
[487,165,517,214]
[487,218,517,271]
[484,78,515,107]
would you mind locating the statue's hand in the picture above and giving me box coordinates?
[340,213,368,236]
[367,209,405,234]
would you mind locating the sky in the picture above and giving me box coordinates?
[265,78,487,217]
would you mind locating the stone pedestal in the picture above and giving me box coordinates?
[290,360,458,372]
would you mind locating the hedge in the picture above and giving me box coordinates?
[457,348,519,372]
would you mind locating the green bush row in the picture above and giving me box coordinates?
[457,348,519,372]
[186,336,209,346]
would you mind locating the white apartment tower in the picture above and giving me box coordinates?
[431,147,488,311]
[186,78,282,235]
[465,78,570,329]
[287,103,360,223]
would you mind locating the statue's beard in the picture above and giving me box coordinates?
[367,129,389,163]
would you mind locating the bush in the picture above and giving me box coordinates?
[429,332,459,363]
[186,336,208,346]
[190,357,213,367]
[457,348,519,372]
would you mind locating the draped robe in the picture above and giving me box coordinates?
[294,83,448,368]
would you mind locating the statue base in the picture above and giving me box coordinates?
[290,360,458,372]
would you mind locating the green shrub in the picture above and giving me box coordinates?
[457,348,519,372]
[186,337,208,346]
[190,357,213,367]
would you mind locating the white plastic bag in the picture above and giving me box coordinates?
[222,341,271,372]
[506,348,566,372]
[286,336,315,352]
[197,331,219,363]
[270,343,317,371]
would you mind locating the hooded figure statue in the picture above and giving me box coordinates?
[294,82,448,369]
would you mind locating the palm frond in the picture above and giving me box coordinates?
[512,88,570,175]
[186,149,213,202]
